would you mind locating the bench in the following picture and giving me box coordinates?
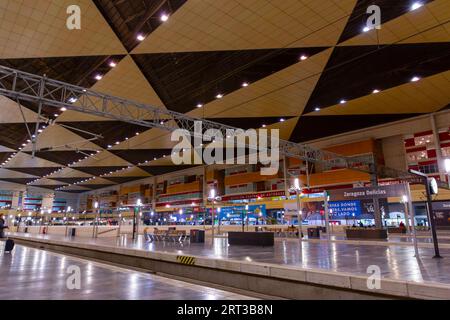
[144,228,190,243]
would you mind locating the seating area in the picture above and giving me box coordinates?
[143,227,190,243]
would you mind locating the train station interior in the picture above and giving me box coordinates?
[1,0,450,301]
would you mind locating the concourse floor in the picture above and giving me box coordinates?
[8,232,450,285]
[0,244,257,300]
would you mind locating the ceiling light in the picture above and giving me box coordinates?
[372,89,380,94]
[411,2,423,11]
[94,74,103,81]
[196,103,203,108]
[107,145,112,149]
[362,26,370,32]
[411,76,421,82]
[216,93,223,99]
[160,14,169,22]
[315,107,321,112]
[54,114,59,117]
[68,97,77,103]
[60,107,67,112]
[262,124,266,128]
[280,118,285,122]
[137,34,145,41]
[136,132,140,135]
[109,61,117,68]
[38,129,43,133]
[300,55,308,61]
[242,82,249,87]
[340,99,347,104]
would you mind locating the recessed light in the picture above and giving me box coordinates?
[300,55,308,61]
[362,26,370,32]
[242,82,249,87]
[68,97,77,103]
[136,34,145,41]
[411,76,421,82]
[160,14,169,22]
[196,103,203,108]
[216,93,223,99]
[262,124,266,128]
[372,89,380,94]
[411,2,423,11]
[94,74,103,81]
[136,132,140,135]
[340,99,347,104]
[54,114,59,117]
[109,61,117,68]
[60,107,67,111]
[280,118,285,122]
[315,107,321,112]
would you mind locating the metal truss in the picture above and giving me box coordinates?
[0,64,373,172]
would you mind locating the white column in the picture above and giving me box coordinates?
[430,114,445,181]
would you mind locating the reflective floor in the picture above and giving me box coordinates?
[0,244,257,300]
[9,232,450,285]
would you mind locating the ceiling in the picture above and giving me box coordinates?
[0,0,449,192]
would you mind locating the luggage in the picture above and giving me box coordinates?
[4,239,14,252]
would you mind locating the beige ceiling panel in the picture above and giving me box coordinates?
[21,124,101,152]
[133,0,356,53]
[340,0,450,46]
[0,96,37,123]
[103,166,150,178]
[188,48,332,118]
[72,150,131,167]
[46,167,91,179]
[4,151,61,168]
[307,71,450,116]
[115,124,178,150]
[29,178,67,186]
[0,146,16,152]
[262,116,299,140]
[0,0,126,58]
[0,168,38,178]
[76,176,114,185]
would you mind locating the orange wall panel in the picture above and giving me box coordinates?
[167,181,201,194]
[300,169,370,187]
[325,139,375,156]
[224,172,279,186]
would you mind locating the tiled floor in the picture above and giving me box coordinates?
[8,232,450,285]
[0,244,257,300]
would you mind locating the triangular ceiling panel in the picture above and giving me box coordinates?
[138,165,198,176]
[0,96,37,123]
[133,47,327,114]
[132,0,356,53]
[290,114,422,143]
[0,123,35,150]
[339,0,447,46]
[0,0,126,58]
[302,43,450,114]
[110,149,172,165]
[307,70,450,116]
[6,167,63,177]
[4,152,61,168]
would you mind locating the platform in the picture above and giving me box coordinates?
[7,232,450,300]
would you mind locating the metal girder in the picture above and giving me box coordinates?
[0,64,373,172]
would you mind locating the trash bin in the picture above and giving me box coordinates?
[24,227,28,233]
[190,229,205,243]
[307,227,320,239]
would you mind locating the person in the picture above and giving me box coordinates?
[399,221,406,232]
[0,214,8,238]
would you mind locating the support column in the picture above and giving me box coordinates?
[370,162,383,229]
[152,177,157,212]
[430,114,445,181]
[202,166,208,230]
[283,155,289,198]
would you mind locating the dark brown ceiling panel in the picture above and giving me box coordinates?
[133,47,327,114]
[303,43,450,114]
[0,55,125,119]
[338,0,434,43]
[74,166,129,176]
[93,0,188,52]
[24,151,96,166]
[104,176,145,184]
[0,178,36,185]
[290,114,422,143]
[138,165,197,175]
[77,184,117,190]
[0,123,35,150]
[6,167,62,177]
[202,117,295,131]
[48,177,92,185]
[0,152,15,164]
[59,121,148,149]
[111,149,173,165]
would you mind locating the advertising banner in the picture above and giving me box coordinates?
[327,184,406,201]
[219,204,266,220]
[329,200,362,218]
